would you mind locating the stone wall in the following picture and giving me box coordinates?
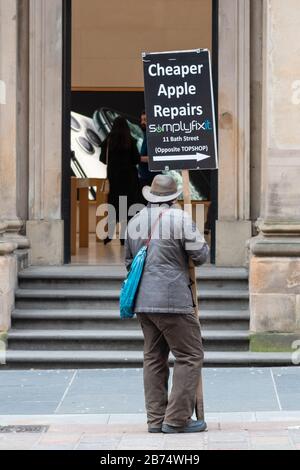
[26,0,64,265]
[0,0,27,332]
[0,223,17,333]
[216,0,252,266]
[249,0,300,350]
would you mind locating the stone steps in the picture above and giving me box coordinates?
[1,264,256,369]
[1,350,292,369]
[15,288,249,311]
[11,309,250,331]
[18,266,249,291]
[7,328,250,352]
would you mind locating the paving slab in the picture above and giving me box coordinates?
[271,367,300,411]
[0,412,298,450]
[203,368,279,412]
[0,367,299,416]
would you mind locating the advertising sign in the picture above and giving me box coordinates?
[143,49,218,171]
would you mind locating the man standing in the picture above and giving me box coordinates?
[125,175,209,434]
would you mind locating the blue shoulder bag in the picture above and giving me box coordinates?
[120,210,168,319]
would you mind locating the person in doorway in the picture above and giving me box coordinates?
[125,175,209,433]
[140,110,147,133]
[138,111,161,192]
[100,116,142,245]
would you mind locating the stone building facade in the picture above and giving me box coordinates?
[0,0,300,348]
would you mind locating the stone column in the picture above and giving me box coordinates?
[26,0,64,265]
[216,0,252,266]
[249,0,300,350]
[250,0,263,224]
[0,0,30,250]
[0,222,17,333]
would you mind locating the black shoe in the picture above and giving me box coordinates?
[148,427,162,434]
[162,419,207,434]
[103,237,112,246]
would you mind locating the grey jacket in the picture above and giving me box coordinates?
[125,205,209,314]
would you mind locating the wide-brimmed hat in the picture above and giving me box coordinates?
[142,175,182,203]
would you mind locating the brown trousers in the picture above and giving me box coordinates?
[137,313,204,428]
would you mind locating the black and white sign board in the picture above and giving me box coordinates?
[143,49,218,171]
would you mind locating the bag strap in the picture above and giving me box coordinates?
[146,209,170,248]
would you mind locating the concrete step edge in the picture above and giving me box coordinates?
[15,289,249,300]
[8,329,250,341]
[12,309,250,320]
[19,268,249,281]
[2,350,292,366]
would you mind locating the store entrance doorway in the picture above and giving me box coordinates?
[62,0,219,265]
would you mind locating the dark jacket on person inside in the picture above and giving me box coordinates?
[100,137,141,221]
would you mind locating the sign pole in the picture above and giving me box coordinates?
[182,169,205,422]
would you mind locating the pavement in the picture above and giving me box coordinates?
[0,367,299,450]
